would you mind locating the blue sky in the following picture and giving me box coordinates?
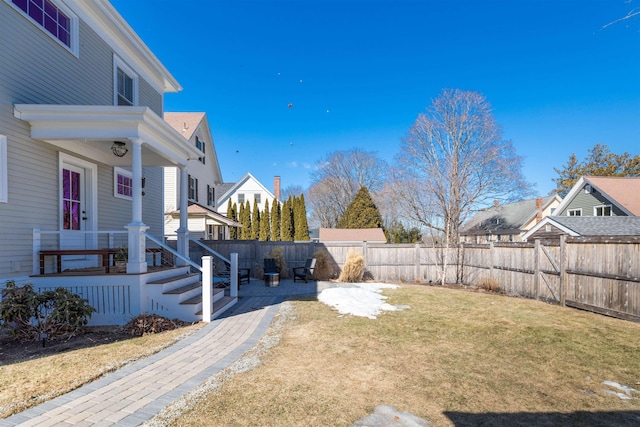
[111,0,640,197]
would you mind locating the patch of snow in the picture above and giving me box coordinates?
[318,282,409,319]
[601,380,638,400]
[351,405,430,427]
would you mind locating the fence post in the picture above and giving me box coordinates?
[559,235,566,306]
[534,239,540,300]
[362,241,368,272]
[230,253,238,298]
[202,255,212,322]
[489,242,494,280]
[415,243,421,283]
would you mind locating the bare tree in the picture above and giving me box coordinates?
[396,89,531,247]
[307,148,388,228]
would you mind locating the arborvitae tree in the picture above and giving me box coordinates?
[251,199,260,240]
[280,197,294,241]
[260,200,271,241]
[228,201,238,240]
[240,200,252,239]
[271,200,281,241]
[294,194,310,241]
[338,186,383,229]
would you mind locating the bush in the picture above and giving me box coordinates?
[0,280,95,342]
[312,250,334,280]
[123,313,189,337]
[478,277,501,293]
[338,251,365,283]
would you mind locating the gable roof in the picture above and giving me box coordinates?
[459,195,560,236]
[553,176,640,217]
[319,228,387,242]
[216,173,276,206]
[164,112,205,141]
[523,216,640,240]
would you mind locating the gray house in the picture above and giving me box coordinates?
[552,176,640,217]
[0,0,236,324]
[523,216,640,242]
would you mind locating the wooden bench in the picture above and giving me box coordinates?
[40,248,163,274]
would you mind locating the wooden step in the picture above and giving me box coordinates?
[164,281,201,295]
[147,273,199,285]
[196,296,236,316]
[180,287,223,305]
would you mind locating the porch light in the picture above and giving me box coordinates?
[111,141,128,157]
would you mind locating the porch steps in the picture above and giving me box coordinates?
[146,269,237,322]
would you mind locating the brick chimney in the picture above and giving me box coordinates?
[535,197,543,223]
[493,199,499,207]
[274,176,281,200]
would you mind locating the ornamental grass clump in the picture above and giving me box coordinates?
[338,251,364,283]
[312,250,334,280]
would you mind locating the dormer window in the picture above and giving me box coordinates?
[8,0,78,55]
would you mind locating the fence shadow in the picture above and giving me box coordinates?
[444,410,640,426]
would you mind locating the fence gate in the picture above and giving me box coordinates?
[534,237,565,305]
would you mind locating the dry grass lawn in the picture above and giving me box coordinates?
[0,323,203,418]
[171,284,640,426]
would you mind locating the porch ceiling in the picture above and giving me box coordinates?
[13,104,201,167]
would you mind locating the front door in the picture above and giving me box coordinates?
[59,154,97,269]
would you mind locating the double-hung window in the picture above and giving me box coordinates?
[114,167,133,200]
[8,0,78,55]
[238,193,245,204]
[594,205,612,216]
[114,55,138,106]
[567,208,582,216]
[207,185,215,207]
[196,137,206,164]
[254,194,261,204]
[188,175,198,201]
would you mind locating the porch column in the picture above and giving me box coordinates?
[176,164,189,266]
[126,138,148,274]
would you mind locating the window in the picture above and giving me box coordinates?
[207,185,215,207]
[567,208,582,216]
[594,205,612,216]
[9,0,77,54]
[238,193,245,204]
[113,55,138,106]
[0,135,7,203]
[188,174,198,201]
[254,194,261,204]
[196,136,206,164]
[113,167,133,200]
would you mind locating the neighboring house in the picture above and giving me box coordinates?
[216,173,280,216]
[0,0,236,324]
[552,176,640,217]
[319,228,387,243]
[163,112,239,240]
[459,196,562,243]
[523,216,640,242]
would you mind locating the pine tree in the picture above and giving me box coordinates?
[260,200,271,241]
[251,199,260,240]
[294,194,310,241]
[227,200,238,240]
[338,186,383,229]
[271,200,281,241]
[280,197,294,241]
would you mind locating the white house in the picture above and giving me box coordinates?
[163,112,240,240]
[0,0,236,324]
[216,173,280,216]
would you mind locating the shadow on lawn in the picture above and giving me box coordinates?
[444,410,640,426]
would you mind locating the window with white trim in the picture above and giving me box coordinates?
[7,0,78,55]
[567,208,582,216]
[207,185,215,207]
[113,167,133,200]
[238,193,245,204]
[188,174,198,201]
[196,136,206,164]
[113,55,138,106]
[254,193,261,204]
[594,205,612,216]
[0,135,7,203]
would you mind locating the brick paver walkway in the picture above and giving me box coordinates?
[1,280,331,426]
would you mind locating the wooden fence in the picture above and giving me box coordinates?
[197,237,640,321]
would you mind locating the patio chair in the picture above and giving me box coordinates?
[293,258,316,283]
[264,258,279,274]
[217,262,251,287]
